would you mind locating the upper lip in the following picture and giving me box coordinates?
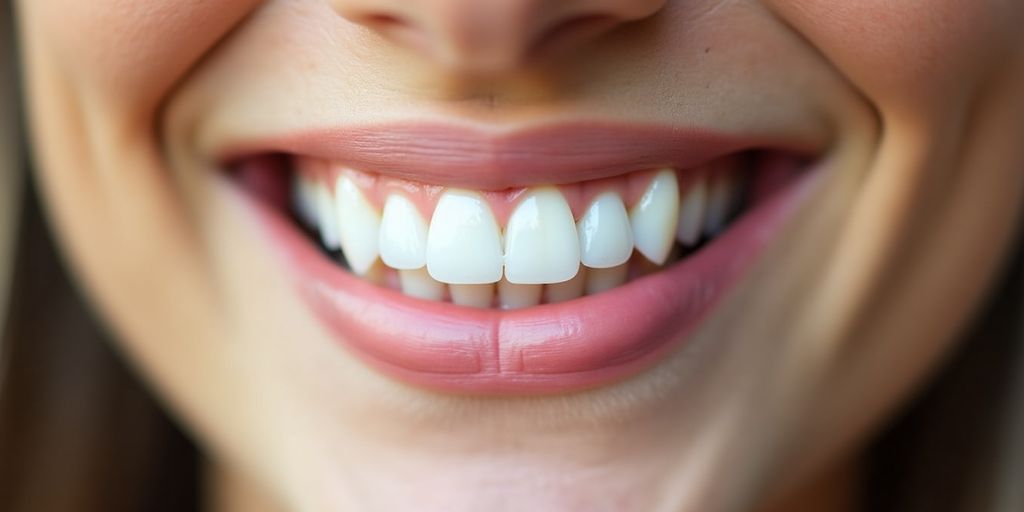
[218,120,823,189]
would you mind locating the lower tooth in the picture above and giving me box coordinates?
[363,260,389,286]
[585,264,628,295]
[450,283,495,308]
[498,279,543,309]
[399,268,446,301]
[544,268,587,303]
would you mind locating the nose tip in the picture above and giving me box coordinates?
[331,0,666,75]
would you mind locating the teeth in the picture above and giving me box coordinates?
[577,192,634,269]
[315,183,342,250]
[335,174,382,276]
[450,283,495,308]
[426,189,504,285]
[379,194,429,270]
[293,173,319,227]
[703,171,737,237]
[498,278,543,309]
[676,177,707,246]
[585,264,629,295]
[503,187,581,284]
[629,170,680,265]
[299,163,749,307]
[544,267,587,303]
[399,268,446,301]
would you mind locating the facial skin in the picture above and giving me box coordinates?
[15,1,1024,510]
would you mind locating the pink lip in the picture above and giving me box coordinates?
[228,122,819,394]
[220,121,819,190]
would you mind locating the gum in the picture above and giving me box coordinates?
[294,155,743,225]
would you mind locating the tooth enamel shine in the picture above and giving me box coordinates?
[335,174,382,275]
[630,170,680,265]
[379,194,429,270]
[503,187,581,284]
[577,192,633,268]
[426,189,504,285]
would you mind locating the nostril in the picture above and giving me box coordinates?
[530,14,620,59]
[363,13,404,29]
[354,12,430,51]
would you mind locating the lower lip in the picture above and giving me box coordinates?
[249,171,815,395]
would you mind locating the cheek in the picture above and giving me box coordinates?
[767,0,1023,111]
[21,0,260,119]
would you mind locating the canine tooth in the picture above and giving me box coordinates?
[676,178,707,246]
[315,183,341,250]
[379,194,429,270]
[426,189,504,284]
[577,192,633,269]
[450,283,494,308]
[399,268,446,301]
[544,267,587,303]
[335,174,382,275]
[585,264,628,295]
[703,172,736,237]
[293,173,319,227]
[503,187,580,284]
[498,278,543,309]
[630,170,680,265]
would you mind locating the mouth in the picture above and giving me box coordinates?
[223,121,820,394]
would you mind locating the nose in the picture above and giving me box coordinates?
[330,0,666,75]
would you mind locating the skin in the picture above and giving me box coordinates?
[14,0,1024,510]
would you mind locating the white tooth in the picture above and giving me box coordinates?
[293,173,319,227]
[450,283,494,308]
[379,194,429,270]
[544,267,587,303]
[334,174,382,275]
[315,183,341,250]
[585,264,628,295]
[504,187,580,284]
[676,178,707,246]
[577,192,633,269]
[498,278,542,309]
[630,170,680,265]
[399,268,445,301]
[426,189,504,284]
[703,172,736,237]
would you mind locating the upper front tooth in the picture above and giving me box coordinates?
[630,169,680,265]
[577,192,633,268]
[677,177,707,246]
[335,173,382,275]
[503,187,581,285]
[315,182,341,250]
[703,172,736,237]
[379,194,429,270]
[426,189,504,284]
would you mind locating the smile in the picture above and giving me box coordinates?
[225,122,820,394]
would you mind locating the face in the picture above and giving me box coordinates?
[16,1,1024,510]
